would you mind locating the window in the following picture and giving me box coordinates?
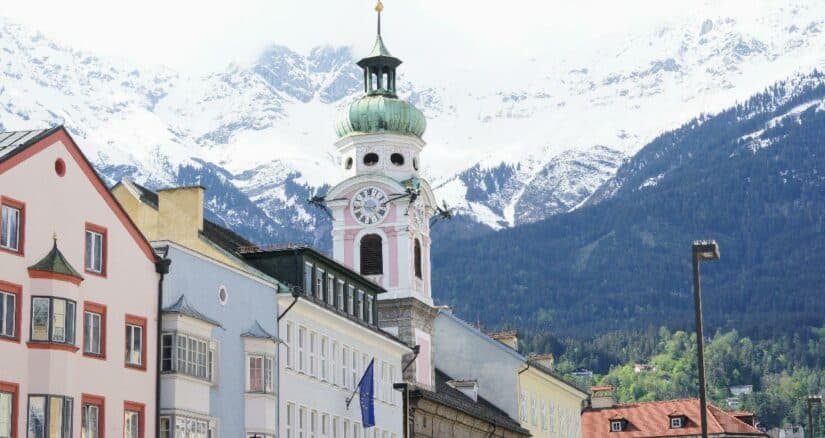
[610,420,624,432]
[342,420,349,438]
[351,349,359,390]
[365,295,374,324]
[218,286,228,305]
[332,417,340,438]
[380,362,387,401]
[160,417,171,438]
[304,263,313,295]
[359,235,382,275]
[309,332,317,377]
[310,410,317,438]
[27,395,72,438]
[298,326,307,373]
[160,333,213,380]
[84,224,107,276]
[353,422,361,438]
[541,401,548,431]
[326,276,335,305]
[531,394,537,425]
[0,199,23,254]
[247,355,273,393]
[285,322,294,369]
[414,239,422,279]
[519,391,528,422]
[670,417,683,428]
[174,415,210,438]
[356,291,364,320]
[0,282,21,342]
[388,365,395,404]
[336,281,344,311]
[286,403,295,438]
[123,402,144,438]
[0,382,18,438]
[331,341,339,386]
[125,316,146,369]
[298,407,306,438]
[345,157,353,170]
[347,286,354,315]
[320,336,328,381]
[363,153,378,166]
[390,153,404,166]
[83,302,106,358]
[315,269,324,299]
[81,394,104,438]
[30,297,76,345]
[342,346,349,388]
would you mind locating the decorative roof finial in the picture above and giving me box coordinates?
[52,232,58,246]
[375,0,384,36]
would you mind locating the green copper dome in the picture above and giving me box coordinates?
[335,94,426,139]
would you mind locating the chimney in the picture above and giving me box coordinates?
[157,186,205,242]
[530,353,555,370]
[590,385,615,409]
[447,379,479,402]
[489,330,518,350]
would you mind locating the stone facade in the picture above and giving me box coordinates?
[411,398,527,438]
[376,297,438,387]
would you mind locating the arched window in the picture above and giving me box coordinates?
[360,234,383,275]
[414,239,422,279]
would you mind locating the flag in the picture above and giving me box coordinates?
[357,358,376,427]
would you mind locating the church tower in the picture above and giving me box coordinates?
[325,1,439,389]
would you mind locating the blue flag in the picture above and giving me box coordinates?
[357,358,376,427]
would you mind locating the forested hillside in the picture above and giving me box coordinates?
[431,71,825,341]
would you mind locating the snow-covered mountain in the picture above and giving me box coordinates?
[1,1,825,243]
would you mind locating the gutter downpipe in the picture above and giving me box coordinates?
[515,361,530,432]
[154,257,171,438]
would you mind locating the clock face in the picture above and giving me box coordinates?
[351,187,390,225]
[411,200,427,230]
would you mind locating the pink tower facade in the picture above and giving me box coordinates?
[0,127,159,438]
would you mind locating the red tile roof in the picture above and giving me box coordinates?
[582,399,766,438]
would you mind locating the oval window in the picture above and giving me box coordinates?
[345,157,354,170]
[218,286,228,305]
[390,153,404,166]
[363,153,379,166]
[413,158,419,170]
[54,158,66,177]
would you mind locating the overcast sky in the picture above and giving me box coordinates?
[0,0,746,75]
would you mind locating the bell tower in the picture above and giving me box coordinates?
[324,0,439,389]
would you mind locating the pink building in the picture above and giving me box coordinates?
[0,127,160,438]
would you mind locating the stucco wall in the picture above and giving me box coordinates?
[518,368,585,438]
[0,134,158,438]
[161,244,279,437]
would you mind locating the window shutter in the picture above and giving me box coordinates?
[414,239,422,278]
[360,234,383,275]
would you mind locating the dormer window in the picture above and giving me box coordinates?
[610,419,626,432]
[669,416,686,429]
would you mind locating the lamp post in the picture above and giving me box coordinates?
[692,240,720,438]
[808,395,822,438]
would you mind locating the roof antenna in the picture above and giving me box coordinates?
[375,0,384,36]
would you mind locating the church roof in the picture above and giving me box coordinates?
[28,238,84,284]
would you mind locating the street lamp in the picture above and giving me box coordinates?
[692,240,720,438]
[808,395,822,438]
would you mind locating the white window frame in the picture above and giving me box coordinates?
[0,204,21,252]
[298,326,307,373]
[320,336,328,381]
[247,354,274,393]
[83,311,102,355]
[304,263,313,295]
[125,323,144,367]
[298,406,307,438]
[347,286,355,315]
[321,413,329,438]
[309,331,317,377]
[315,268,324,300]
[285,322,294,369]
[342,345,350,388]
[610,420,623,432]
[671,417,683,428]
[336,280,345,311]
[0,290,16,339]
[286,403,295,438]
[85,229,105,274]
[161,332,213,380]
[310,410,318,438]
[326,276,335,305]
[331,341,339,386]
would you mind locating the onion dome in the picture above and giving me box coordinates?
[335,2,426,139]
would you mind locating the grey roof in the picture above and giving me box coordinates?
[0,128,57,162]
[409,369,530,435]
[241,320,280,343]
[163,295,222,327]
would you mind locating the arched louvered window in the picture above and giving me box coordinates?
[360,234,383,275]
[414,239,422,279]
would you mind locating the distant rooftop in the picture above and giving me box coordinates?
[0,128,57,162]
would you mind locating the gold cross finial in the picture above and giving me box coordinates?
[375,0,384,13]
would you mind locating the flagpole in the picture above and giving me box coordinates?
[346,357,375,409]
